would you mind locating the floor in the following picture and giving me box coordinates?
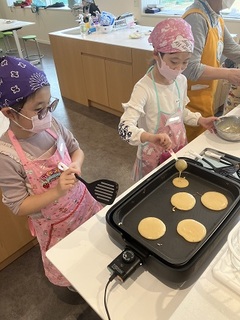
[0,43,136,320]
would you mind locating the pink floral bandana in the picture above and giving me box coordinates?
[0,56,49,108]
[148,18,194,53]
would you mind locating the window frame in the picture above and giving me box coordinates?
[6,0,70,7]
[142,0,240,20]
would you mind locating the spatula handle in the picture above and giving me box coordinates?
[204,151,222,160]
[58,162,85,183]
[58,162,69,171]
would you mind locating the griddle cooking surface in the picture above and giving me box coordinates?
[108,160,240,267]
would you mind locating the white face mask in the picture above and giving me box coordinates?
[156,54,182,82]
[12,110,52,133]
[222,0,235,10]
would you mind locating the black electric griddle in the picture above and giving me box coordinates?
[106,158,240,285]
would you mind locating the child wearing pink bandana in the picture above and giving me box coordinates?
[118,18,218,181]
[0,56,102,289]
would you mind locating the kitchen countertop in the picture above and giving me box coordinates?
[49,26,238,53]
[46,107,240,320]
[49,25,154,51]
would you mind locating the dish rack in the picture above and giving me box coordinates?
[113,13,135,30]
[212,221,240,295]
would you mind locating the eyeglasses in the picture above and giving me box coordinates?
[37,97,59,120]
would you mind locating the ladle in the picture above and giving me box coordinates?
[169,149,188,176]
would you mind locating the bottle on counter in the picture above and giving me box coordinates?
[82,14,89,31]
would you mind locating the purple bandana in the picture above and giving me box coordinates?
[0,56,49,108]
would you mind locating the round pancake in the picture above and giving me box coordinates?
[177,219,207,242]
[171,192,196,211]
[201,191,228,211]
[172,177,189,188]
[138,217,166,240]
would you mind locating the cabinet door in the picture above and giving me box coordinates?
[105,59,133,113]
[0,195,34,264]
[49,35,88,106]
[132,49,153,84]
[82,54,109,107]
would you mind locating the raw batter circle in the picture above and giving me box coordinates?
[172,177,189,188]
[138,217,166,240]
[171,192,196,211]
[177,219,207,242]
[201,191,228,211]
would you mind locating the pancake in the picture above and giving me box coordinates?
[177,219,207,242]
[171,192,196,211]
[172,177,189,188]
[201,191,228,211]
[138,217,166,240]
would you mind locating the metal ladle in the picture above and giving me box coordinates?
[169,149,188,177]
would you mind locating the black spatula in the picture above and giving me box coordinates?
[58,162,119,205]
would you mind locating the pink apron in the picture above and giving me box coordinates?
[8,128,102,286]
[133,70,187,181]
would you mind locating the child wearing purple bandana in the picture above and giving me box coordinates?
[118,18,218,181]
[0,56,102,289]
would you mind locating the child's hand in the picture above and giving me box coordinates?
[198,116,218,132]
[150,133,172,150]
[56,167,79,197]
[68,161,82,176]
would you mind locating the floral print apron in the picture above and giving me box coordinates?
[8,128,102,286]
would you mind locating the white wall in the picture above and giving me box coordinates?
[0,0,141,43]
[0,0,240,43]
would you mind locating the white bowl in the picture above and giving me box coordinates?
[214,116,240,141]
[100,25,113,33]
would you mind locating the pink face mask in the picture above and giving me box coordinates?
[12,110,52,133]
[156,54,182,82]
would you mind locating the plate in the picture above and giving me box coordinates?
[129,32,144,39]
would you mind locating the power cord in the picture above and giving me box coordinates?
[104,273,117,320]
[104,249,145,319]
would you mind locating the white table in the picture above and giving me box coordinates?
[0,19,34,58]
[46,107,240,320]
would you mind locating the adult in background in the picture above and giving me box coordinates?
[182,0,240,141]
[82,0,101,17]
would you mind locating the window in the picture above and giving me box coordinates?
[143,0,240,18]
[6,0,71,7]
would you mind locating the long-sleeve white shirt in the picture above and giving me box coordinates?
[118,73,201,149]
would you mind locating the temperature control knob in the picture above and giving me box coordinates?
[122,250,135,263]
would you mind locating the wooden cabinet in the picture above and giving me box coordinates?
[49,34,147,116]
[0,193,36,270]
[132,49,153,84]
[82,54,109,106]
[105,59,133,112]
[49,35,88,106]
[81,53,133,113]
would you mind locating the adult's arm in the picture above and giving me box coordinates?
[222,26,240,65]
[183,13,208,80]
[183,13,240,85]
